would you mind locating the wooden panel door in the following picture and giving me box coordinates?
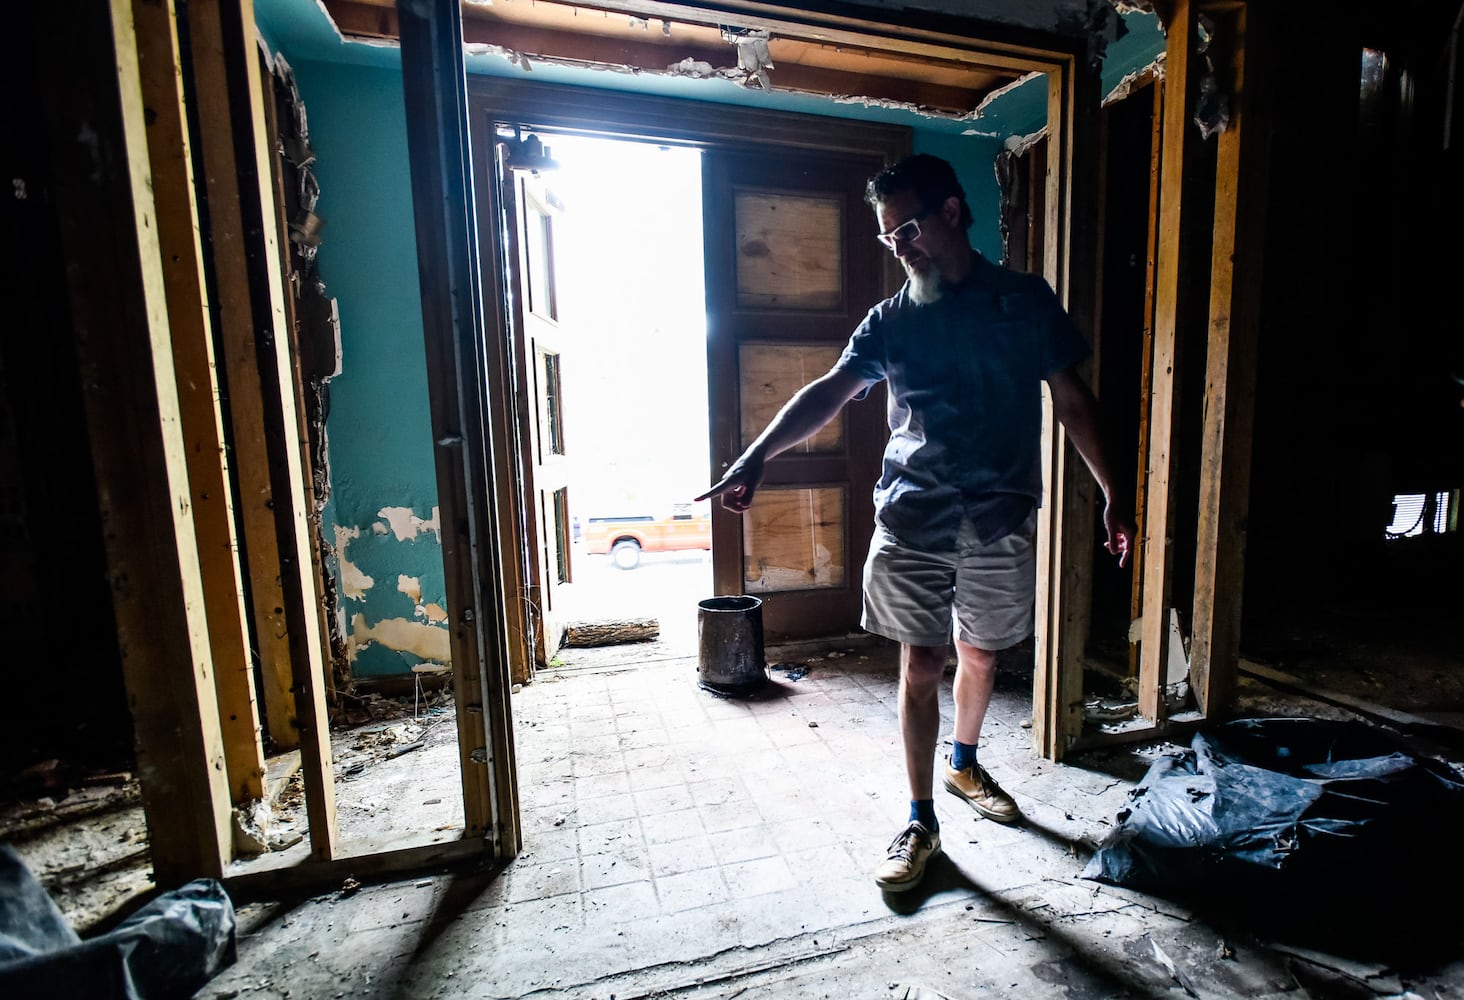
[702,149,889,641]
[503,166,573,665]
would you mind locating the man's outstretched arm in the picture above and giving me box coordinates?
[696,367,872,512]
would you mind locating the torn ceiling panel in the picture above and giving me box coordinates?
[319,0,1030,120]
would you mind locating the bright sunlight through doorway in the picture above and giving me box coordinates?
[543,133,711,658]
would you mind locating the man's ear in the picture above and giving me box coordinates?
[941,194,961,225]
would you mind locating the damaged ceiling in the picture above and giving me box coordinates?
[318,0,1035,120]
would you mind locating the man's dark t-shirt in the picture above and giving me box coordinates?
[835,253,1090,550]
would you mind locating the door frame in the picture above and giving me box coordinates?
[462,10,1098,861]
[467,78,916,689]
[497,166,573,672]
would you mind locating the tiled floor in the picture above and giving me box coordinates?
[201,641,1464,1000]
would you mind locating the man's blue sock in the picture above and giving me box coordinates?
[951,740,978,772]
[909,799,938,832]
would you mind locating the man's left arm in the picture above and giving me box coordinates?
[1046,365,1136,568]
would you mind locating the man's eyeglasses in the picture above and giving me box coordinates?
[876,210,932,250]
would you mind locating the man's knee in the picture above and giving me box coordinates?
[902,644,948,688]
[955,641,997,679]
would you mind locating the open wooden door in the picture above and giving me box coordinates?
[702,149,890,642]
[500,157,574,669]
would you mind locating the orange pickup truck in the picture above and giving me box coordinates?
[582,505,712,569]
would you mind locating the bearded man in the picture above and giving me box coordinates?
[697,153,1134,892]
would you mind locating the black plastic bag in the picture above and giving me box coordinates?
[0,844,236,999]
[1082,718,1464,958]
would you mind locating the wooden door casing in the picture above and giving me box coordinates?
[511,170,573,665]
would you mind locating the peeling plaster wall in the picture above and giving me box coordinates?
[288,58,448,679]
[332,503,451,676]
[348,612,452,667]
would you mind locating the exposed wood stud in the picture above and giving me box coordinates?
[224,837,494,900]
[132,0,265,805]
[1190,1,1269,716]
[259,47,342,713]
[189,0,298,754]
[1127,79,1165,679]
[1137,0,1202,725]
[1033,52,1102,762]
[188,0,337,860]
[37,0,233,884]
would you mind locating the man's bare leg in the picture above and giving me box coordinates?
[952,639,997,745]
[899,643,949,801]
[874,641,950,891]
[944,639,1020,822]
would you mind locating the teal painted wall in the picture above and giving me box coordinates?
[913,130,1005,262]
[288,59,448,678]
[257,2,1162,680]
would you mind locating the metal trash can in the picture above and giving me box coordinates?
[696,595,766,697]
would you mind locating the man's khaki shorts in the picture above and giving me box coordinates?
[860,510,1037,651]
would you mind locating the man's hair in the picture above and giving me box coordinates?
[865,153,973,231]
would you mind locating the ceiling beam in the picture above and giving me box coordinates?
[324,0,1001,115]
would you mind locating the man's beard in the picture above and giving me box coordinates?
[906,264,944,305]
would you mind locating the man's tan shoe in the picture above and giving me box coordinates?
[943,758,1021,823]
[874,821,941,892]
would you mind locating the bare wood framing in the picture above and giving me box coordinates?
[1025,141,1047,274]
[1063,716,1205,753]
[259,44,341,710]
[1136,0,1202,726]
[1128,79,1165,679]
[189,0,337,860]
[189,1,295,754]
[398,0,516,852]
[1238,660,1448,733]
[225,837,494,900]
[1189,1,1268,716]
[133,0,265,805]
[38,0,233,884]
[1058,57,1103,756]
[1032,54,1103,761]
[1032,80,1071,760]
[1091,89,1110,395]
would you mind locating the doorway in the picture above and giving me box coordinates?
[529,132,713,660]
[481,87,910,684]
